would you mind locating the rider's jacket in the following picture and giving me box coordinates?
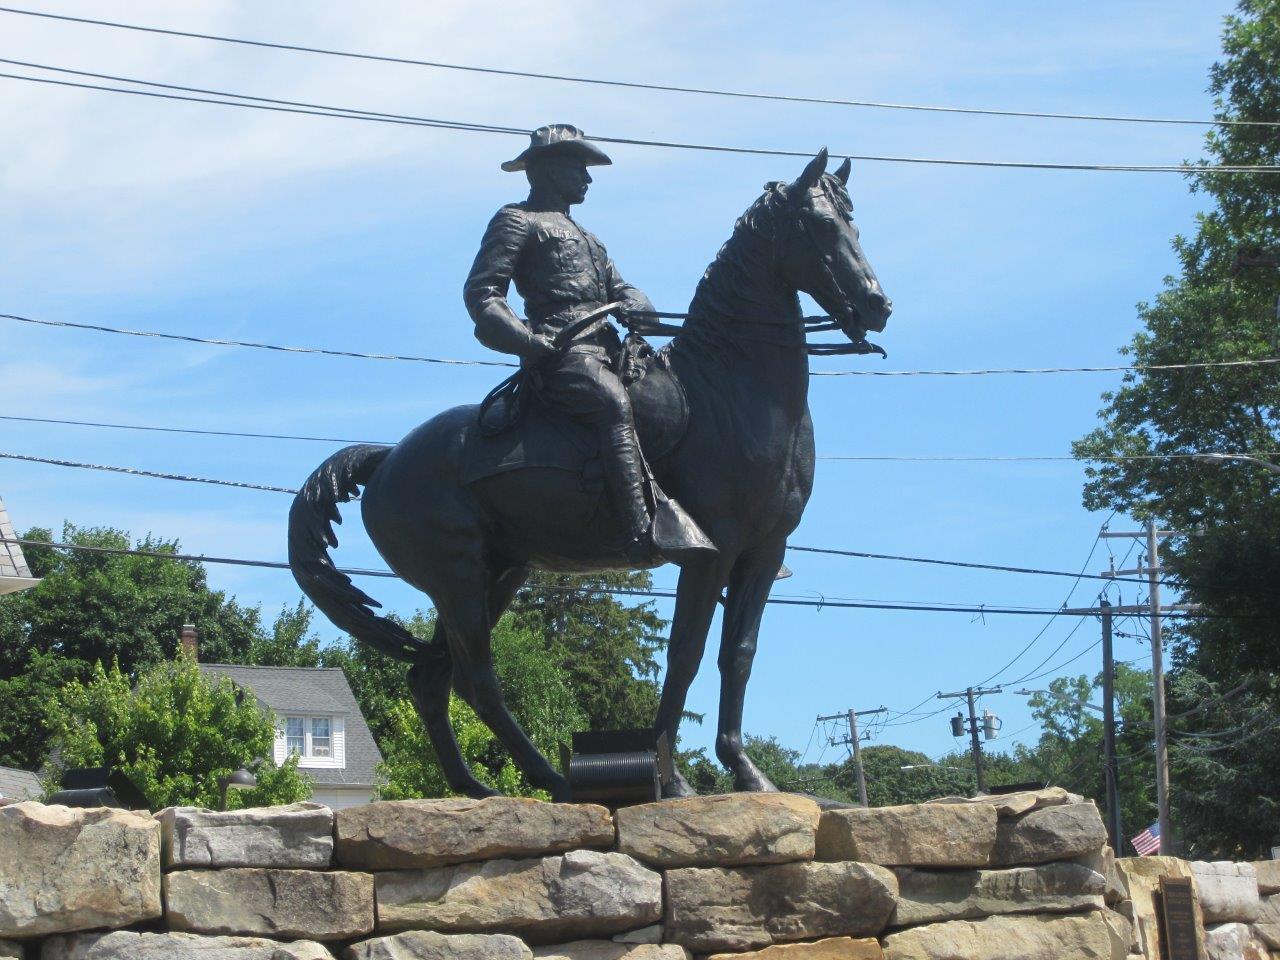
[464,202,655,358]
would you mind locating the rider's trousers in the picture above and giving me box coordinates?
[537,346,651,542]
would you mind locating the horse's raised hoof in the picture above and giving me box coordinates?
[662,770,700,799]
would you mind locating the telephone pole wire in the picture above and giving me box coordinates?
[819,707,887,806]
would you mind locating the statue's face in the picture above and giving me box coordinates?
[529,156,592,205]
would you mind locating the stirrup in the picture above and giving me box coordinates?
[651,495,718,563]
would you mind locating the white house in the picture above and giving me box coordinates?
[198,663,383,810]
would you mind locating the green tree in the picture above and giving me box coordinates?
[1006,666,1157,836]
[507,571,668,731]
[44,658,311,810]
[1071,0,1280,857]
[0,524,271,768]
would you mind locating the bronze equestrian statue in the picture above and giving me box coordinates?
[288,127,892,801]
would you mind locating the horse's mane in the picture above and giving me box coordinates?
[685,173,851,324]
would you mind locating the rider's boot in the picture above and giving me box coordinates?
[602,423,658,565]
[602,424,718,565]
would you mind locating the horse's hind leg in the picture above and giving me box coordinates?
[440,569,570,800]
[406,564,531,799]
[407,624,497,799]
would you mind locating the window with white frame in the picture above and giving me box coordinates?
[284,715,334,759]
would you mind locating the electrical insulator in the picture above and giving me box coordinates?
[983,710,1000,741]
[950,713,966,738]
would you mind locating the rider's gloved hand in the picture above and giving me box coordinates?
[521,333,557,361]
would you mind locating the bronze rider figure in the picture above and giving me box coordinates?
[464,124,713,563]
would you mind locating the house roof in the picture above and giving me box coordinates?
[0,765,42,801]
[0,497,40,595]
[198,664,383,788]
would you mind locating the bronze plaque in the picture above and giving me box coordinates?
[1159,876,1201,960]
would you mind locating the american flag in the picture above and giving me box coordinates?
[1131,822,1161,855]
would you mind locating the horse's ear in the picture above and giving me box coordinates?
[791,147,828,198]
[834,157,851,185]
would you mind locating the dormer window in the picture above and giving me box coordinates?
[284,715,334,760]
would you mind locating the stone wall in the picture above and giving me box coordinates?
[0,789,1273,960]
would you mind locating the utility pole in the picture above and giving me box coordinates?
[936,686,1001,792]
[819,706,887,806]
[1100,519,1184,855]
[1099,599,1122,853]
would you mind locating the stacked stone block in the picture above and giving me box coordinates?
[1,788,1269,959]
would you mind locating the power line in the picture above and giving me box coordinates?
[0,536,1171,618]
[789,543,1180,588]
[3,64,1279,175]
[8,413,1276,471]
[9,311,1280,378]
[0,451,296,494]
[1,313,515,367]
[971,524,1110,688]
[0,434,1200,589]
[1,5,1274,129]
[0,415,383,446]
[1,532,1259,622]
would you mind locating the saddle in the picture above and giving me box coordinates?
[460,351,688,488]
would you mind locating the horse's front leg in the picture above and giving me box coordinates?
[656,555,730,797]
[716,538,787,792]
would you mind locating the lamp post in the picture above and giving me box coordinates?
[216,768,257,811]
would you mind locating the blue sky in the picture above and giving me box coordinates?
[0,0,1237,769]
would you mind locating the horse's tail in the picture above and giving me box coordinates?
[287,444,425,663]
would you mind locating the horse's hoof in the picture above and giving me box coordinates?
[662,771,700,799]
[460,782,502,799]
[733,763,780,794]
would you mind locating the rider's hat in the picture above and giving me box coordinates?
[501,124,613,172]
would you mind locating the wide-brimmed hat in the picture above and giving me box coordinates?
[501,124,613,172]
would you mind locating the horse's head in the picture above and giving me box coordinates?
[777,149,892,339]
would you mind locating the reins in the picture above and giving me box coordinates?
[626,311,887,358]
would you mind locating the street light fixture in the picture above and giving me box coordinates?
[217,768,257,811]
[1191,453,1280,477]
[1014,688,1104,715]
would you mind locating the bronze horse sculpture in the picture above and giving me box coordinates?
[288,149,892,800]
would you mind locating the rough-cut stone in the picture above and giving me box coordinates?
[376,850,661,943]
[881,912,1125,960]
[347,931,532,960]
[1115,857,1207,960]
[1193,862,1262,924]
[990,801,1107,867]
[616,793,819,867]
[815,803,995,867]
[703,939,883,960]
[1256,893,1280,949]
[158,802,334,869]
[892,861,1105,926]
[335,797,614,869]
[165,867,374,941]
[41,931,336,959]
[664,860,897,953]
[1204,922,1271,960]
[0,940,19,960]
[931,788,1080,819]
[1099,910,1132,960]
[612,927,662,944]
[1254,861,1280,896]
[0,801,162,938]
[532,945,688,960]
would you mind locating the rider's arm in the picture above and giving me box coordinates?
[603,257,658,325]
[464,207,551,360]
